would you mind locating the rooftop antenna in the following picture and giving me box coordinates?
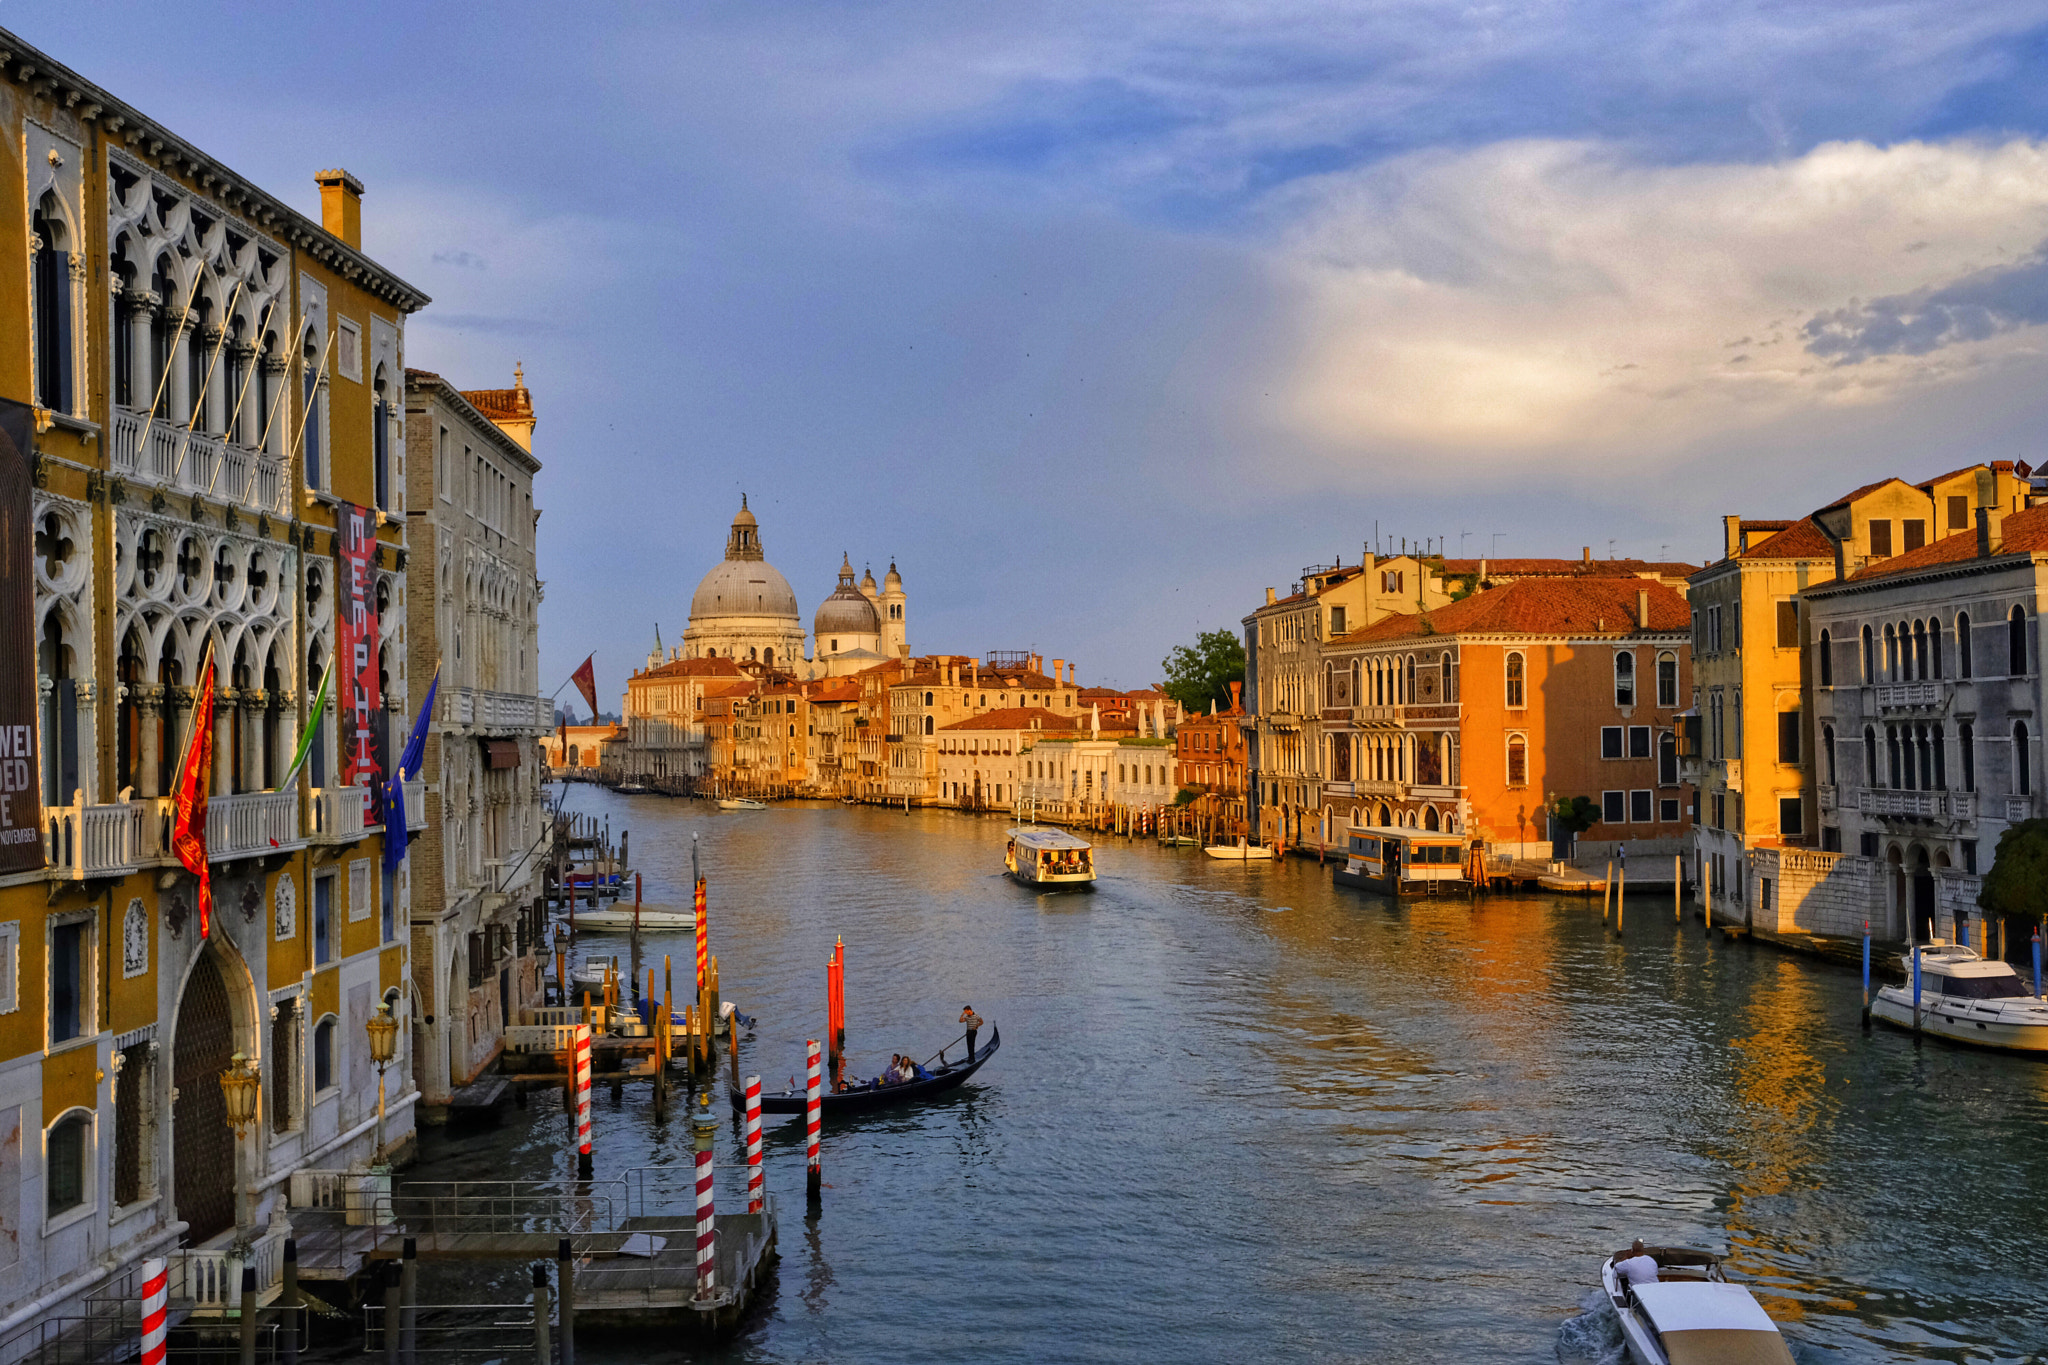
[1460,530,1471,557]
[1608,539,1617,560]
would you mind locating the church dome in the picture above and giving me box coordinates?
[815,556,881,639]
[883,561,903,591]
[689,497,800,621]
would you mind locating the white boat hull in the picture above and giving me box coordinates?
[566,910,695,932]
[1204,845,1274,860]
[1870,986,2048,1051]
[718,798,766,810]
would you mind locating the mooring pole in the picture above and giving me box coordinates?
[1615,867,1625,939]
[557,1238,576,1365]
[239,1264,258,1365]
[805,1038,823,1205]
[1674,856,1681,924]
[574,1022,595,1180]
[1861,924,1872,1029]
[280,1240,298,1365]
[692,1093,719,1301]
[399,1237,418,1364]
[139,1258,168,1365]
[381,1262,400,1365]
[745,1074,765,1212]
[531,1263,552,1365]
[1603,862,1613,923]
[1704,859,1712,936]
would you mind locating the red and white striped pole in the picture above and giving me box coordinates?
[573,1023,594,1179]
[139,1257,168,1365]
[804,1039,822,1204]
[690,1094,718,1301]
[744,1074,764,1213]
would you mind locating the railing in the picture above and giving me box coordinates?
[406,778,428,831]
[1875,681,1945,710]
[1408,784,1462,801]
[308,786,368,843]
[1323,782,1356,797]
[106,405,287,514]
[43,800,144,878]
[206,790,300,859]
[1857,789,1950,818]
[109,405,141,475]
[1818,785,1837,812]
[443,688,551,732]
[364,1304,540,1363]
[289,1167,391,1227]
[175,1225,289,1310]
[2007,796,2034,821]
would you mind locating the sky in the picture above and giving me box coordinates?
[20,2,2048,698]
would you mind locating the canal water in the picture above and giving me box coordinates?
[413,789,2048,1363]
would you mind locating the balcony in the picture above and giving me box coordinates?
[206,790,302,860]
[1323,781,1356,798]
[107,405,287,516]
[43,800,145,879]
[406,779,428,832]
[1408,784,1463,801]
[2006,796,2034,822]
[1857,789,1952,820]
[309,787,370,844]
[1263,711,1301,732]
[1875,681,1945,711]
[1818,785,1836,812]
[1723,759,1742,793]
[442,687,551,733]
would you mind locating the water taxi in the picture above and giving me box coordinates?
[1331,823,1471,896]
[1203,838,1274,860]
[717,797,767,811]
[567,903,696,932]
[1600,1246,1793,1365]
[1871,942,2048,1051]
[1006,828,1095,888]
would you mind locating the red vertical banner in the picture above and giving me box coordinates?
[170,647,215,938]
[333,502,384,807]
[0,398,42,873]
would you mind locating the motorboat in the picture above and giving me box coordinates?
[565,903,695,932]
[1331,823,1471,896]
[1005,828,1095,888]
[1600,1246,1793,1365]
[1157,834,1198,847]
[1204,838,1274,861]
[718,797,767,811]
[615,781,649,794]
[1870,941,2048,1052]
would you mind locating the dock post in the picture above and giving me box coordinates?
[574,1023,594,1180]
[400,1237,418,1364]
[530,1263,551,1365]
[1603,863,1612,923]
[381,1262,400,1365]
[805,1039,823,1205]
[1674,856,1681,923]
[1614,868,1625,939]
[139,1258,167,1365]
[745,1074,764,1212]
[240,1265,258,1365]
[1704,860,1712,936]
[280,1240,298,1365]
[557,1239,576,1365]
[1861,924,1872,1029]
[692,1094,719,1301]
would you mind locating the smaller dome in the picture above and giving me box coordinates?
[883,561,902,590]
[816,556,882,640]
[860,566,877,592]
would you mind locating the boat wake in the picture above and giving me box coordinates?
[1555,1289,1628,1364]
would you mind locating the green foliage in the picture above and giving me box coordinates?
[1979,819,2048,921]
[1174,787,1201,807]
[1549,794,1601,837]
[1161,629,1246,714]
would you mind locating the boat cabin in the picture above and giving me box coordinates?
[1333,824,1471,896]
[1006,828,1096,886]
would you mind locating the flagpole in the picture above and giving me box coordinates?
[133,271,204,474]
[168,277,245,484]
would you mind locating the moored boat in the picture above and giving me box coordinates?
[615,781,649,794]
[1870,942,2048,1051]
[1331,823,1471,895]
[1600,1246,1794,1365]
[1203,838,1273,861]
[733,1026,1000,1117]
[718,797,767,810]
[565,904,695,931]
[1006,828,1095,888]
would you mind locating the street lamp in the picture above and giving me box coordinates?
[219,1052,261,1136]
[365,1003,399,1168]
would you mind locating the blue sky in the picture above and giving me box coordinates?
[20,3,2048,698]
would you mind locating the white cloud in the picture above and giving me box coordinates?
[1265,138,2048,465]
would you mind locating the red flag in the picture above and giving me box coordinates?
[171,646,216,939]
[570,655,599,720]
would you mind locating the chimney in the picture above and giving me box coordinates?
[1053,659,1064,685]
[1266,587,1277,605]
[1637,589,1650,629]
[1582,546,1592,563]
[1478,557,1487,580]
[1978,505,2006,557]
[314,169,364,250]
[1723,515,1742,560]
[1229,680,1243,712]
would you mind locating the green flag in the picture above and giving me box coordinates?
[273,655,335,792]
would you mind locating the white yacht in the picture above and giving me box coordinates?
[1600,1247,1793,1365]
[1203,838,1274,861]
[1006,827,1096,888]
[1870,942,2048,1052]
[717,797,767,811]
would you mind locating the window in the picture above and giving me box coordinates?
[1776,600,1798,648]
[113,1042,151,1206]
[1658,732,1678,785]
[1627,726,1651,759]
[1601,726,1624,760]
[1869,519,1893,557]
[1506,735,1527,787]
[372,379,390,512]
[1708,606,1723,655]
[1929,618,1943,679]
[336,317,363,382]
[1660,797,1681,823]
[1778,711,1801,765]
[46,1111,90,1218]
[302,337,323,489]
[1330,606,1346,635]
[1903,519,1926,553]
[1861,625,1875,681]
[1860,831,1880,858]
[313,1017,336,1092]
[0,920,18,1013]
[1602,790,1626,824]
[1656,652,1677,708]
[1884,623,1898,681]
[1711,793,1725,830]
[1779,797,1803,837]
[1818,630,1832,686]
[2017,721,2032,796]
[1614,651,1635,707]
[1823,725,1836,785]
[271,999,297,1134]
[1629,790,1653,823]
[1821,826,1841,852]
[32,195,74,414]
[314,875,333,965]
[1960,723,1975,792]
[2010,607,2029,676]
[50,920,86,1044]
[1948,495,1969,531]
[1505,652,1525,708]
[1962,839,1979,875]
[1864,726,1878,787]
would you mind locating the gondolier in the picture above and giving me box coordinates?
[960,1004,983,1060]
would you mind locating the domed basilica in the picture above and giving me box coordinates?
[670,497,906,678]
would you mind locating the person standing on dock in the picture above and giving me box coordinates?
[1617,842,1627,872]
[960,1005,983,1060]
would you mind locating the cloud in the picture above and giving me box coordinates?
[1261,137,2048,466]
[1804,239,2048,359]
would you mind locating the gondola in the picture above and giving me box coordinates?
[731,1026,1000,1116]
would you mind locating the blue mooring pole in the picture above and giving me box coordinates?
[1911,942,1923,1035]
[2034,927,2043,999]
[1960,915,1970,950]
[1861,925,1871,1030]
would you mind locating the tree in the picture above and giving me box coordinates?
[1548,794,1600,858]
[1979,819,2048,924]
[1161,629,1246,714]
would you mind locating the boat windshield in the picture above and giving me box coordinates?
[1937,973,2031,1000]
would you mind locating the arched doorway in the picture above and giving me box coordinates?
[1911,847,1936,943]
[173,949,238,1243]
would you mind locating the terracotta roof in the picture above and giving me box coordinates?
[1336,576,1690,644]
[805,678,862,703]
[460,385,533,424]
[1739,520,1793,533]
[939,707,1082,733]
[1736,515,1835,561]
[1847,504,2048,582]
[635,657,747,681]
[1437,557,1699,578]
